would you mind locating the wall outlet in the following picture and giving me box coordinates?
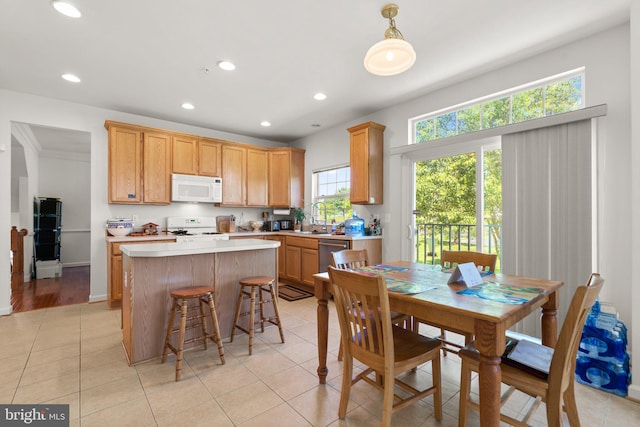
[132,215,138,222]
[384,213,391,223]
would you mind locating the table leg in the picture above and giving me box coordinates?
[475,320,505,427]
[541,290,559,348]
[315,276,330,384]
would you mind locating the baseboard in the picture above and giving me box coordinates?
[89,294,107,303]
[628,384,640,401]
[0,305,13,316]
[62,262,90,268]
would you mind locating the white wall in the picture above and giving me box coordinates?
[293,23,637,393]
[0,92,287,316]
[38,155,91,267]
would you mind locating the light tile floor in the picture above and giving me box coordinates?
[1,296,639,426]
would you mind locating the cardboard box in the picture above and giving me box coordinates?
[36,260,62,279]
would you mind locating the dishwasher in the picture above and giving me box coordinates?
[318,239,350,273]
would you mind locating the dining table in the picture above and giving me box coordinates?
[313,261,563,427]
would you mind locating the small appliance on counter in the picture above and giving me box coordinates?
[264,220,280,231]
[215,215,236,233]
[167,216,229,242]
[280,220,293,230]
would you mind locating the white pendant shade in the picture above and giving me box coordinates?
[364,38,416,76]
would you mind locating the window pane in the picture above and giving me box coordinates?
[416,118,435,143]
[512,87,543,122]
[482,97,510,129]
[337,168,347,182]
[436,112,457,138]
[545,76,583,116]
[319,173,328,185]
[318,184,328,197]
[458,105,481,134]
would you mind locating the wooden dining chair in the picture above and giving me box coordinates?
[457,273,604,427]
[328,266,442,426]
[331,249,412,361]
[416,250,498,356]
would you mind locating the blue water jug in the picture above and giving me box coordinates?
[345,214,365,237]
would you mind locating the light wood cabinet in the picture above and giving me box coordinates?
[143,132,172,204]
[172,135,199,175]
[221,144,247,206]
[107,123,171,204]
[268,148,305,208]
[246,148,268,206]
[108,126,142,203]
[264,235,285,279]
[348,122,385,205]
[284,236,318,286]
[107,239,175,308]
[199,138,222,177]
[106,120,305,207]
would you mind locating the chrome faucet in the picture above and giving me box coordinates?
[315,202,328,231]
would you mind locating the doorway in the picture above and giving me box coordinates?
[10,122,91,312]
[411,141,502,269]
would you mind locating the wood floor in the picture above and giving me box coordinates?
[11,266,90,312]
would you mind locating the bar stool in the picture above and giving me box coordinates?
[230,276,285,355]
[162,286,225,381]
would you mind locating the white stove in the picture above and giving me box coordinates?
[167,216,230,242]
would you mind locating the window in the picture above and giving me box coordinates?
[312,166,352,225]
[412,69,584,144]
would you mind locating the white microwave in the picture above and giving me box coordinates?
[171,174,222,203]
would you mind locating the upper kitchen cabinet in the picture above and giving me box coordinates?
[246,147,269,206]
[198,138,222,177]
[221,144,246,206]
[172,135,199,175]
[348,121,385,205]
[142,132,172,204]
[106,121,172,204]
[268,148,305,208]
[108,125,142,203]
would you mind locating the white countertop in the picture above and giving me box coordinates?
[120,238,279,257]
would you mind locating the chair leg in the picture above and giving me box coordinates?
[161,298,177,363]
[229,286,245,343]
[205,293,225,364]
[563,381,581,427]
[198,297,208,350]
[338,350,353,419]
[381,369,394,426]
[267,283,285,343]
[248,286,256,355]
[440,328,448,357]
[458,358,471,427]
[545,389,565,427]
[432,352,442,421]
[175,298,188,381]
[337,342,344,361]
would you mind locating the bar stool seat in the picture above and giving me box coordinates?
[162,286,225,381]
[230,276,285,355]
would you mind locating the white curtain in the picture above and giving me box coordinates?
[502,119,594,337]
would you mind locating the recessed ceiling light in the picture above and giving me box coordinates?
[182,103,195,110]
[311,124,321,127]
[260,121,271,127]
[51,1,81,18]
[217,61,236,71]
[314,93,327,101]
[61,73,80,83]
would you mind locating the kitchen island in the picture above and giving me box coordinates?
[120,238,279,365]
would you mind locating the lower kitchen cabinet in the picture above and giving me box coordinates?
[106,239,174,308]
[263,235,285,279]
[285,236,318,287]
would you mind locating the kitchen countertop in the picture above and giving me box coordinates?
[120,238,278,257]
[106,231,382,243]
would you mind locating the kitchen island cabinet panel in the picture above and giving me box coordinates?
[121,241,278,365]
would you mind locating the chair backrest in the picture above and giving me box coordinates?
[331,249,369,270]
[549,273,604,395]
[441,250,497,273]
[328,266,393,373]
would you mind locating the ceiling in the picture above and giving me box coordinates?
[0,1,630,143]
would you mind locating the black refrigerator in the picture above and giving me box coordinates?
[33,197,62,277]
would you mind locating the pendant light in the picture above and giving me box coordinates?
[364,4,416,76]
